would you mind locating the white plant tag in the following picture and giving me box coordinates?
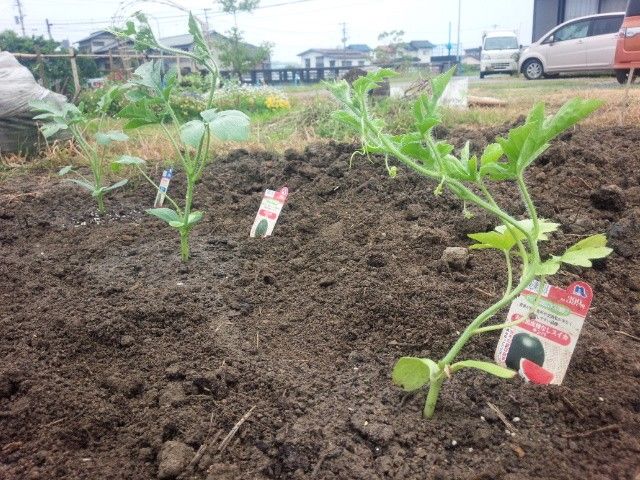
[250,186,289,238]
[495,280,594,385]
[154,167,173,208]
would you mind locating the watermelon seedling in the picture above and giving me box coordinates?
[327,68,613,419]
[30,87,129,214]
[112,13,249,261]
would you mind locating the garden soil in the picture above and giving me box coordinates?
[1,125,639,480]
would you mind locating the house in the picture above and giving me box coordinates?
[464,47,481,61]
[532,0,627,41]
[77,31,120,53]
[159,31,270,75]
[297,48,371,68]
[397,40,435,63]
[374,40,435,65]
[76,29,269,77]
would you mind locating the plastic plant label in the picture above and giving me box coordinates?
[495,280,594,385]
[250,186,289,238]
[153,167,173,208]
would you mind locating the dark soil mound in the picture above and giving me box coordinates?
[1,125,639,480]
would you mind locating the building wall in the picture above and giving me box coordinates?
[298,52,370,68]
[533,0,628,41]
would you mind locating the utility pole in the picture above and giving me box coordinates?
[45,18,53,41]
[456,0,461,65]
[15,0,26,36]
[447,21,452,57]
[340,22,348,50]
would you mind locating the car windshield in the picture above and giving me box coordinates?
[483,36,519,50]
[628,0,640,16]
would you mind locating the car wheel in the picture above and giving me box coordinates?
[522,59,544,80]
[480,72,485,79]
[615,69,637,85]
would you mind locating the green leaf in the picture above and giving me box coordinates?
[392,357,439,391]
[468,231,516,251]
[541,98,603,143]
[118,99,163,129]
[480,143,503,165]
[96,131,129,146]
[58,165,73,176]
[535,260,561,275]
[180,120,206,148]
[565,233,608,252]
[146,208,181,225]
[450,360,516,379]
[495,219,560,242]
[67,178,96,192]
[41,124,65,139]
[431,66,456,105]
[559,234,612,267]
[114,155,146,166]
[352,68,398,96]
[186,211,203,226]
[102,179,128,193]
[205,110,250,141]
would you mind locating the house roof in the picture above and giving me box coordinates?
[77,30,117,45]
[346,44,372,52]
[160,30,261,51]
[406,40,435,50]
[297,48,369,58]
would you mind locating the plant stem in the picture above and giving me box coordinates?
[180,230,190,261]
[424,376,445,418]
[504,250,513,295]
[96,193,105,214]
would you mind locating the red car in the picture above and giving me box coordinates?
[614,0,640,83]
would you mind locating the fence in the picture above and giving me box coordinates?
[8,50,444,97]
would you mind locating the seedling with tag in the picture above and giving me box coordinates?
[327,68,612,419]
[113,13,250,261]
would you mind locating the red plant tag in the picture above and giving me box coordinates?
[495,281,594,385]
[250,186,289,238]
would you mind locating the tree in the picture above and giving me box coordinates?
[0,30,98,95]
[216,0,271,78]
[374,30,413,66]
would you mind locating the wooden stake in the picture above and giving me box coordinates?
[69,47,81,100]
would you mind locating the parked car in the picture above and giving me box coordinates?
[479,31,520,78]
[614,0,640,83]
[519,12,624,80]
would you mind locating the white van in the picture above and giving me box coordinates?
[519,12,624,80]
[480,31,521,78]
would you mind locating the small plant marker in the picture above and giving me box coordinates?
[250,187,289,238]
[495,280,595,385]
[154,167,174,208]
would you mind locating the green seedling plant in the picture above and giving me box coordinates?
[112,13,250,261]
[327,68,613,419]
[31,88,129,214]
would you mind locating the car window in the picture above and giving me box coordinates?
[589,16,623,36]
[553,20,590,41]
[483,36,519,50]
[627,0,640,16]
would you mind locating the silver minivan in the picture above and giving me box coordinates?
[519,12,625,80]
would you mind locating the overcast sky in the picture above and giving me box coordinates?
[1,0,535,63]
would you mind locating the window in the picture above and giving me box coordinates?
[329,60,336,67]
[342,60,352,67]
[589,16,623,36]
[483,36,519,50]
[315,56,324,68]
[304,58,311,68]
[358,60,365,66]
[552,20,590,41]
[627,0,640,16]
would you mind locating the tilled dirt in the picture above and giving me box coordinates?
[1,125,639,480]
